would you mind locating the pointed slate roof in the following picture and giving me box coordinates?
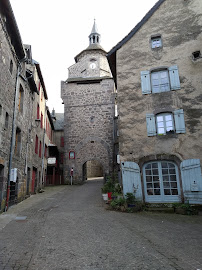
[75,20,106,62]
[90,19,99,35]
[107,0,166,86]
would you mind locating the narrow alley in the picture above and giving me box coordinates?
[0,179,201,270]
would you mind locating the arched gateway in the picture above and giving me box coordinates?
[61,21,115,183]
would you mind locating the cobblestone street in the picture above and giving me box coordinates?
[0,179,202,270]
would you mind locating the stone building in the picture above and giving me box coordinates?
[48,109,64,185]
[0,0,57,211]
[61,21,115,183]
[26,56,50,193]
[0,1,39,210]
[107,0,202,204]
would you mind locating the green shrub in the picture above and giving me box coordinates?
[126,193,136,204]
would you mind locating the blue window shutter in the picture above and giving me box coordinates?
[121,161,143,201]
[146,113,156,136]
[169,66,180,90]
[174,109,185,133]
[180,159,202,203]
[141,71,151,94]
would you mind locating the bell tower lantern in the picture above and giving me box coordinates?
[88,19,100,45]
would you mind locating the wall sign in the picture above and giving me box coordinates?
[69,151,75,159]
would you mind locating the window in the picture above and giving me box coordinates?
[37,104,40,119]
[141,65,180,95]
[156,113,174,135]
[9,60,13,74]
[39,141,42,158]
[151,36,162,49]
[44,145,48,158]
[41,113,43,128]
[38,81,41,92]
[35,135,38,154]
[14,128,21,156]
[18,85,24,113]
[5,112,9,128]
[192,51,201,61]
[146,109,186,136]
[151,70,170,93]
[143,161,180,202]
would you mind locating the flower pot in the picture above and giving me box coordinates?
[107,192,112,200]
[102,194,108,201]
[128,204,136,208]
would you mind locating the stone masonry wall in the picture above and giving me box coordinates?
[62,77,115,183]
[116,0,202,165]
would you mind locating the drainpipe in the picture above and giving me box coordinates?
[5,63,21,211]
[40,104,47,189]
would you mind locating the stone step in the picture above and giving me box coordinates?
[146,207,174,213]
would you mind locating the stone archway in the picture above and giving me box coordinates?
[75,140,110,183]
[82,159,104,181]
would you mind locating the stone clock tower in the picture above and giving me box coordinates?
[61,20,115,184]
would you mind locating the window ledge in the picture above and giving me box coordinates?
[191,57,202,64]
[157,133,178,139]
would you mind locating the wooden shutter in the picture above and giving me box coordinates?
[141,71,151,94]
[35,135,38,154]
[39,141,41,157]
[37,104,40,119]
[169,66,180,90]
[61,137,64,147]
[180,159,202,203]
[121,161,143,201]
[146,113,156,136]
[41,113,43,128]
[174,109,185,133]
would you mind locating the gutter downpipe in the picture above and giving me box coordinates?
[40,103,47,190]
[5,62,22,211]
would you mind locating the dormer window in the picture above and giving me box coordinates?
[151,35,162,49]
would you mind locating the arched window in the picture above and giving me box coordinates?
[143,161,181,202]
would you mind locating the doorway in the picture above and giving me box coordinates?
[83,160,103,181]
[0,165,4,207]
[143,161,181,203]
[31,167,37,193]
[26,167,31,195]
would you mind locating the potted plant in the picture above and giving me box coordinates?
[173,203,194,215]
[101,178,115,201]
[125,192,136,207]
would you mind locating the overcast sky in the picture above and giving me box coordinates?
[10,0,158,113]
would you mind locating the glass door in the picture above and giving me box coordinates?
[143,161,181,203]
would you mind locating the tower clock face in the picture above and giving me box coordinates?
[90,62,96,69]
